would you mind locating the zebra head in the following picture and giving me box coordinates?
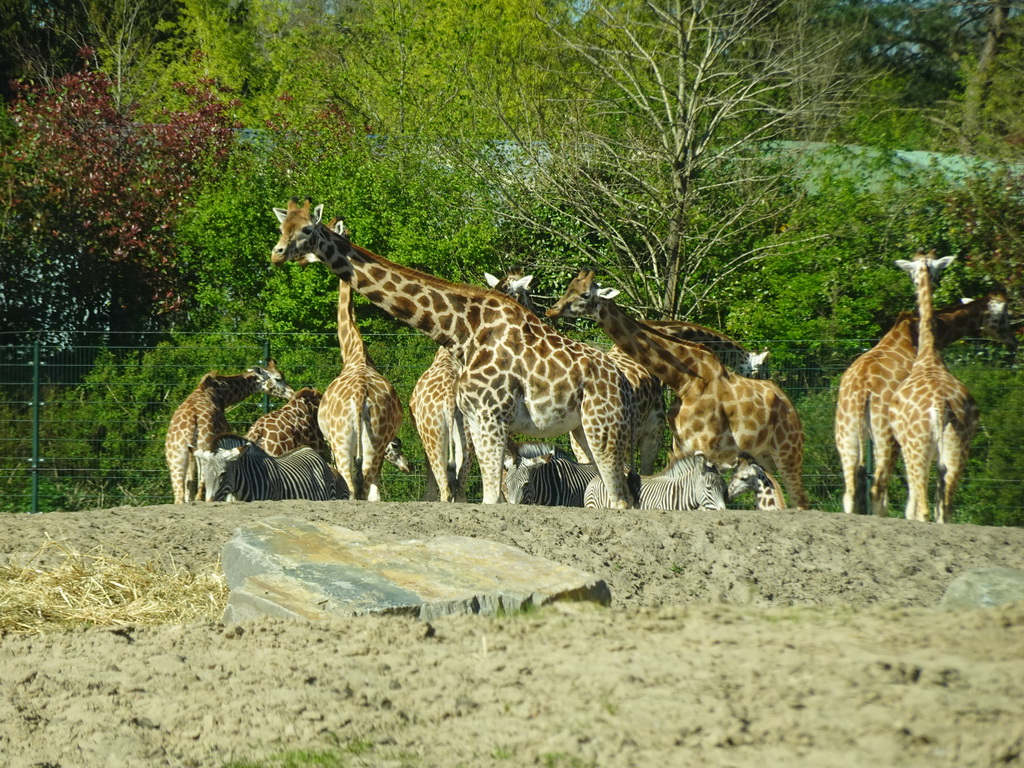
[195,434,252,502]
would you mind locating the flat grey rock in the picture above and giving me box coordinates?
[221,516,611,623]
[939,566,1024,610]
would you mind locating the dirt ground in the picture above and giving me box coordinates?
[2,500,1024,768]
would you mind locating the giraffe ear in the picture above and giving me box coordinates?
[597,287,620,300]
[311,204,324,224]
[273,207,288,224]
[934,255,955,271]
[894,259,914,275]
[510,274,534,291]
[484,272,500,288]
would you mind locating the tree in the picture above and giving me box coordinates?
[0,68,237,343]
[460,0,851,320]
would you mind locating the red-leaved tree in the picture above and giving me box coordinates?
[0,64,238,340]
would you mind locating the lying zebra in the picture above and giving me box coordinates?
[194,433,349,502]
[584,453,727,510]
[503,449,610,506]
[727,453,786,510]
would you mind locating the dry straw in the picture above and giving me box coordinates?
[0,537,228,634]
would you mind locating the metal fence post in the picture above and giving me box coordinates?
[30,339,41,514]
[262,338,272,414]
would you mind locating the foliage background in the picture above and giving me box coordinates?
[1,0,1021,523]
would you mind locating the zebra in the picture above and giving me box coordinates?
[727,453,786,510]
[194,433,349,502]
[503,448,629,506]
[583,453,727,510]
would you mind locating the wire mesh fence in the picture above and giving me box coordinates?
[1,331,1021,525]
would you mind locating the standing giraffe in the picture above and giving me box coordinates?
[246,387,326,456]
[890,251,980,523]
[835,290,1015,516]
[319,277,406,501]
[164,361,293,503]
[548,269,809,509]
[410,270,536,502]
[272,199,637,507]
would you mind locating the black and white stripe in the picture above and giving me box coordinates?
[503,450,601,507]
[195,434,349,502]
[584,454,727,510]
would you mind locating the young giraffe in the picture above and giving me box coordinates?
[164,361,293,504]
[835,290,1016,516]
[890,251,980,523]
[320,277,406,501]
[245,387,327,456]
[272,199,637,507]
[410,270,534,502]
[548,269,810,509]
[727,453,786,510]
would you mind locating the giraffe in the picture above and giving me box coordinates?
[319,277,406,501]
[646,320,771,379]
[727,453,786,511]
[164,360,293,504]
[245,387,326,456]
[547,269,810,509]
[272,199,637,507]
[409,270,537,502]
[890,251,980,523]
[488,271,666,474]
[834,289,1016,516]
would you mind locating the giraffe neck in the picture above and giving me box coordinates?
[913,267,937,361]
[205,373,260,410]
[309,225,482,360]
[593,300,720,389]
[336,280,367,366]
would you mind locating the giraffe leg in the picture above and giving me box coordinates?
[466,415,508,504]
[637,410,664,476]
[936,424,969,525]
[569,427,592,463]
[869,435,899,517]
[901,442,931,522]
[835,411,863,515]
[451,409,473,503]
[580,420,633,509]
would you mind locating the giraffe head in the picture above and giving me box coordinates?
[272,197,331,268]
[895,250,955,290]
[485,269,537,315]
[385,437,412,474]
[966,292,1019,351]
[546,269,617,320]
[248,359,294,399]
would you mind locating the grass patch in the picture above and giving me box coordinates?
[0,538,227,633]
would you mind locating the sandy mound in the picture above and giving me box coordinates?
[1,501,1023,767]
